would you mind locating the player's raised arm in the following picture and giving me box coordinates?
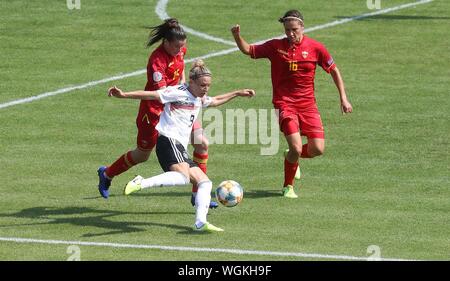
[208,89,255,107]
[107,86,162,102]
[231,24,251,56]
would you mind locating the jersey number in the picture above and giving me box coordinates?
[289,61,298,71]
[173,69,180,80]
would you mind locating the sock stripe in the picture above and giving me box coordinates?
[125,151,137,167]
[123,153,133,168]
[197,179,212,186]
[193,157,208,164]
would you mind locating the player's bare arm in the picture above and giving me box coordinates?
[108,86,162,102]
[231,25,251,56]
[209,89,255,107]
[330,67,353,114]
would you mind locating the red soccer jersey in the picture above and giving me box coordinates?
[141,44,186,114]
[250,35,335,109]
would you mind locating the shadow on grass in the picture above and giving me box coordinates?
[127,189,283,199]
[1,188,282,237]
[87,185,283,200]
[244,190,282,199]
[84,191,191,200]
[0,206,196,237]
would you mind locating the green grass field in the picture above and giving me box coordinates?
[0,0,449,261]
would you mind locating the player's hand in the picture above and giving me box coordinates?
[237,89,255,98]
[231,24,240,36]
[108,86,125,98]
[341,99,353,114]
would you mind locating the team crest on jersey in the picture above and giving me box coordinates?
[302,51,309,58]
[153,71,163,82]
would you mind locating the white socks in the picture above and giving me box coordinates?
[141,171,189,189]
[139,172,211,227]
[194,180,212,227]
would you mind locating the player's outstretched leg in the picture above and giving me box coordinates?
[125,171,190,196]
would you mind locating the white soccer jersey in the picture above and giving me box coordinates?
[156,84,212,149]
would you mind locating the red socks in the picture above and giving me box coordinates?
[284,158,299,187]
[192,152,208,192]
[105,151,137,178]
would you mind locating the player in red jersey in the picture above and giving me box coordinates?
[98,18,218,208]
[231,9,353,198]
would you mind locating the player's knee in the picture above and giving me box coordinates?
[190,167,209,185]
[179,172,190,184]
[197,179,212,192]
[131,149,150,163]
[309,145,324,157]
[290,145,302,158]
[171,164,190,183]
[193,136,209,153]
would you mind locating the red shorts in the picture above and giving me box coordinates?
[278,105,325,139]
[136,109,160,151]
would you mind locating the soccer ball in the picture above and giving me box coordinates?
[215,180,244,207]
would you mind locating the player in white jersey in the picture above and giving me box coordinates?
[155,83,210,150]
[108,59,255,232]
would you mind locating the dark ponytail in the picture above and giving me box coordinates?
[146,18,187,48]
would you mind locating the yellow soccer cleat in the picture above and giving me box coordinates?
[284,149,301,180]
[282,185,298,199]
[124,175,143,195]
[193,222,224,232]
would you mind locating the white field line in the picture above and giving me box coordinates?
[155,0,236,46]
[0,0,433,110]
[0,236,417,261]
